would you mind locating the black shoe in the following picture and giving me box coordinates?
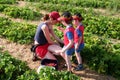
[74,64,84,71]
[32,52,38,61]
[32,56,38,61]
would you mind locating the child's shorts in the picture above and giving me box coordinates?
[65,48,74,56]
[75,43,84,53]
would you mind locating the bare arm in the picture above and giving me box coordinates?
[62,39,74,52]
[57,26,65,32]
[49,26,64,43]
[41,25,54,44]
[75,36,82,50]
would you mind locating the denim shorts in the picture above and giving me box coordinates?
[65,47,74,56]
[75,43,84,53]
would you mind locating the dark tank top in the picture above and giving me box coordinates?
[34,23,48,45]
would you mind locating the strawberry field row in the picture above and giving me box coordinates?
[0,4,42,20]
[0,17,36,44]
[24,0,120,12]
[0,49,80,80]
[0,0,16,4]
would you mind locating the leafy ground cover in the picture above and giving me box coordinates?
[0,0,120,80]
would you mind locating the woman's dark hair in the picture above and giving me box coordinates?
[43,14,49,21]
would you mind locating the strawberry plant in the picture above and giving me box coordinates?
[0,17,36,44]
[0,50,30,80]
[4,6,42,20]
[0,0,16,4]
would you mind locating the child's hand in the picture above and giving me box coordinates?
[57,26,64,32]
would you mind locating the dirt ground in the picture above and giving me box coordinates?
[0,38,116,80]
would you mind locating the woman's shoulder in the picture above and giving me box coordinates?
[38,22,46,28]
[41,23,49,31]
[38,22,46,26]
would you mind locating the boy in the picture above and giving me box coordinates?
[57,11,75,72]
[72,13,84,71]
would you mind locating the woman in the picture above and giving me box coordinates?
[34,11,64,61]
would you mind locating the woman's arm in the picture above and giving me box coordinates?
[57,26,65,32]
[49,26,64,43]
[41,25,55,44]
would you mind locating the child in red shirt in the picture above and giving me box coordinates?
[72,13,84,71]
[57,11,75,72]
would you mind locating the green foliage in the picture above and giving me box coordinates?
[0,50,80,80]
[54,28,63,39]
[0,51,30,80]
[17,71,39,80]
[108,54,120,79]
[31,0,120,12]
[17,67,81,80]
[38,67,80,80]
[84,15,120,39]
[0,5,9,12]
[79,33,120,79]
[0,4,42,20]
[0,17,36,44]
[3,6,41,20]
[113,44,120,49]
[0,0,16,4]
[112,44,120,54]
